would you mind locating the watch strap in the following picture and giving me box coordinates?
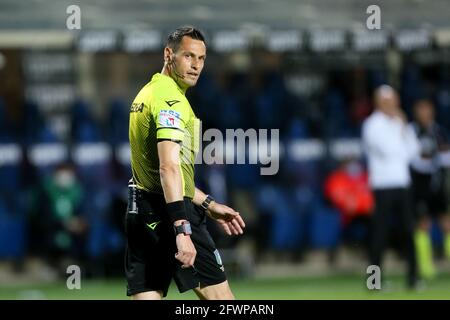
[200,195,214,211]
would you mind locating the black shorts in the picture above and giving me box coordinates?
[124,188,226,297]
[411,170,449,217]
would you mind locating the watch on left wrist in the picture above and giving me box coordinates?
[174,221,192,236]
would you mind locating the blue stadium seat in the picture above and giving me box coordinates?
[0,201,26,258]
[0,98,7,139]
[76,123,101,143]
[401,65,427,117]
[257,185,307,250]
[309,204,341,249]
[270,208,304,250]
[38,125,59,143]
[108,98,129,144]
[0,163,21,193]
[226,163,260,190]
[30,125,65,178]
[254,93,278,129]
[369,69,388,91]
[23,101,46,145]
[218,96,243,130]
[286,118,310,139]
[436,86,450,131]
[324,89,353,138]
[71,100,103,143]
[86,219,123,259]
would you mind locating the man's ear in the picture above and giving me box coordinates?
[164,47,173,63]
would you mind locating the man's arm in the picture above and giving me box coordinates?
[362,116,405,158]
[158,141,184,203]
[362,119,390,158]
[404,123,420,161]
[193,187,208,207]
[158,140,196,268]
[193,187,245,236]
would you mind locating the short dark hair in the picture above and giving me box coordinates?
[166,26,206,52]
[414,98,434,108]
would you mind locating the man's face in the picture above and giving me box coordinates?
[167,36,206,88]
[414,100,434,127]
[374,87,399,116]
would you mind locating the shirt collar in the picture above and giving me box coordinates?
[152,72,186,95]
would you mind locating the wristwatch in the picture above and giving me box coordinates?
[200,195,215,211]
[174,221,192,236]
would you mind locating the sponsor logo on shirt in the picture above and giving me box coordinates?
[165,100,180,107]
[159,109,181,129]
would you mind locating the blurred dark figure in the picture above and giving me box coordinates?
[410,99,450,279]
[29,163,88,273]
[362,85,420,289]
[349,68,372,133]
[324,158,374,247]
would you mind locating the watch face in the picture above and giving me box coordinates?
[175,223,192,235]
[184,223,192,235]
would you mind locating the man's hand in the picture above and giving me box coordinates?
[175,231,197,268]
[206,202,246,236]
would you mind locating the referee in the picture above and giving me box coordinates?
[125,26,246,300]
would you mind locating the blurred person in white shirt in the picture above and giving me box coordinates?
[362,85,420,289]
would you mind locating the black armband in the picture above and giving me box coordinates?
[166,200,187,223]
[157,138,182,144]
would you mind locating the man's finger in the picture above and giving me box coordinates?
[235,214,246,228]
[175,253,185,265]
[177,252,194,268]
[231,218,244,234]
[224,211,239,222]
[175,252,186,262]
[188,252,196,267]
[226,222,236,234]
[221,223,232,235]
[227,222,239,235]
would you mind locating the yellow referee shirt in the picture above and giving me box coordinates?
[129,73,200,199]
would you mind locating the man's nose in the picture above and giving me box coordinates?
[191,59,199,70]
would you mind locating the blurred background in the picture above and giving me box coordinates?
[1,0,450,299]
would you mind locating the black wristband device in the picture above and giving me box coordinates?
[166,200,187,223]
[174,221,192,236]
[200,195,215,211]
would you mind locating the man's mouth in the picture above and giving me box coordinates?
[187,72,198,77]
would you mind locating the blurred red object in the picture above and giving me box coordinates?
[324,161,374,226]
